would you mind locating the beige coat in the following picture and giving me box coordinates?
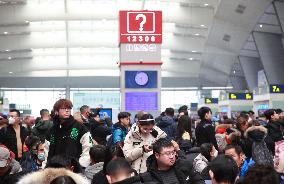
[123,125,166,174]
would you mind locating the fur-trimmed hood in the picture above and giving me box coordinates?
[244,125,267,142]
[17,168,90,184]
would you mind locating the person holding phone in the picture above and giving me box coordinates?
[123,113,167,174]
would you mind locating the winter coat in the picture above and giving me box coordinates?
[92,170,108,184]
[112,123,128,145]
[266,119,284,143]
[46,115,93,168]
[0,159,25,184]
[195,120,218,150]
[17,168,90,184]
[85,162,104,180]
[113,176,157,184]
[140,154,205,184]
[31,119,53,142]
[0,125,29,161]
[244,125,274,165]
[156,116,177,140]
[193,154,209,174]
[123,125,166,173]
[21,152,42,172]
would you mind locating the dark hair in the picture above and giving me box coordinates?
[264,109,276,121]
[40,109,49,117]
[209,155,239,184]
[102,145,125,174]
[79,105,89,114]
[50,176,76,184]
[248,110,255,115]
[89,145,106,163]
[106,158,132,176]
[152,138,173,154]
[25,135,41,150]
[176,115,192,140]
[46,155,82,173]
[10,109,20,117]
[242,164,279,184]
[178,105,188,113]
[198,107,212,120]
[118,112,130,122]
[139,113,155,126]
[165,108,174,117]
[53,99,73,112]
[200,143,214,161]
[275,108,283,114]
[224,144,243,155]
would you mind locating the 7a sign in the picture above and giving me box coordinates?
[119,10,162,43]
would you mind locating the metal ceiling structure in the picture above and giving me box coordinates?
[0,0,283,89]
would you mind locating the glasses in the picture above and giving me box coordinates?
[159,151,176,157]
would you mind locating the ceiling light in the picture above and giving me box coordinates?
[259,24,263,28]
[192,50,197,53]
[5,49,10,52]
[233,70,236,74]
[3,32,8,34]
[8,57,11,60]
[195,33,200,36]
[204,3,209,6]
[189,58,193,60]
[25,20,29,23]
[9,72,13,74]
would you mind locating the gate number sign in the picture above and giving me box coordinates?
[119,10,162,43]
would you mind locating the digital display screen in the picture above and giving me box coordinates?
[205,98,218,104]
[229,93,253,100]
[125,92,158,111]
[125,71,157,88]
[270,84,284,93]
[90,108,113,120]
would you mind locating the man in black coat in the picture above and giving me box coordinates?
[195,107,218,150]
[140,138,204,184]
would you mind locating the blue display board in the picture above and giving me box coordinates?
[125,92,158,111]
[125,71,157,88]
[228,93,253,100]
[270,84,284,93]
[205,98,218,104]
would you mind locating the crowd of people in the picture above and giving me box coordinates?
[0,99,283,184]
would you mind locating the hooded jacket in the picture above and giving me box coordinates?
[140,154,204,184]
[244,125,274,165]
[123,125,166,174]
[156,116,176,140]
[31,119,53,141]
[17,168,90,184]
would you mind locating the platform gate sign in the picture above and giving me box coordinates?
[119,10,162,44]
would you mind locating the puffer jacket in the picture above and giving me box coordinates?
[112,122,128,145]
[17,168,90,184]
[156,116,176,140]
[85,162,104,180]
[31,120,53,142]
[123,125,166,173]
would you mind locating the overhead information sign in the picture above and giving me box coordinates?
[205,98,218,104]
[270,84,284,93]
[229,93,253,100]
[119,10,162,43]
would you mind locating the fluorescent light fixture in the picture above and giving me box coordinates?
[259,24,263,28]
[200,25,205,27]
[9,72,13,74]
[204,3,209,6]
[202,86,234,90]
[194,33,200,36]
[233,70,236,74]
[5,50,10,52]
[189,58,193,60]
[192,50,197,53]
[3,32,8,34]
[8,57,11,60]
[25,20,29,23]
